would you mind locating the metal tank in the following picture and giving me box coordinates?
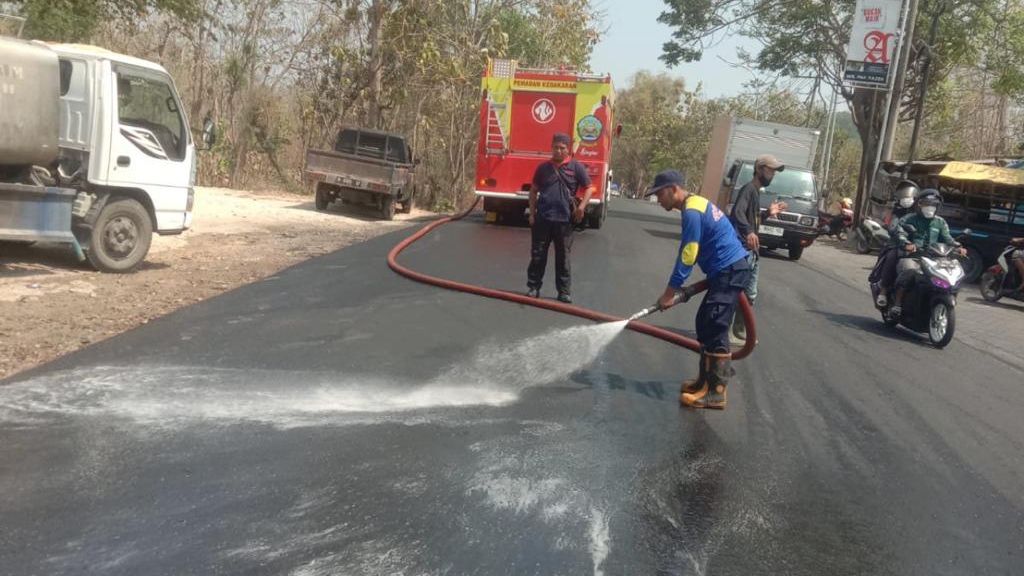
[0,36,60,166]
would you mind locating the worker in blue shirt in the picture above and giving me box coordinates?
[645,170,753,410]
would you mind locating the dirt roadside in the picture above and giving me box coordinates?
[0,187,433,380]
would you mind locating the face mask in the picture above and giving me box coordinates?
[760,171,774,187]
[921,206,937,218]
[899,197,915,209]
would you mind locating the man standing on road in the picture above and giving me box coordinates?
[526,133,596,303]
[729,153,782,340]
[646,170,753,410]
[728,154,787,340]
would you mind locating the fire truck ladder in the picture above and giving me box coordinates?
[484,100,508,155]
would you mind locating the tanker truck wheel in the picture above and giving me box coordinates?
[86,197,153,273]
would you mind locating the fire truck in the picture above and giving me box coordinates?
[475,59,618,229]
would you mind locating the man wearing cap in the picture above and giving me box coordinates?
[645,169,753,410]
[728,154,787,340]
[526,133,596,303]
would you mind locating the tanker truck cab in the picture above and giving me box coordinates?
[51,43,205,270]
[0,37,211,272]
[724,160,820,260]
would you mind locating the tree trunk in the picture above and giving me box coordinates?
[366,0,387,129]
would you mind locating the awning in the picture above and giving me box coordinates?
[938,161,1024,187]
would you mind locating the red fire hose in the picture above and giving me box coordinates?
[387,200,756,360]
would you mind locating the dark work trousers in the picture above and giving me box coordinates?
[696,258,754,353]
[527,219,573,294]
[868,245,899,288]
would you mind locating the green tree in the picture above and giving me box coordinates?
[7,0,201,41]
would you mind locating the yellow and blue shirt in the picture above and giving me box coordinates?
[669,195,750,288]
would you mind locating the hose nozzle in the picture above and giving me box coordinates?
[627,305,660,322]
[627,284,701,322]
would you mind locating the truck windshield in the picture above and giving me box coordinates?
[737,164,818,201]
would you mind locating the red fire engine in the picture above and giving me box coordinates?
[475,59,618,229]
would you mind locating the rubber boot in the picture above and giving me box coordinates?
[680,352,733,410]
[680,350,708,396]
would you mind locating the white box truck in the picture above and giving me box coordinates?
[700,116,821,260]
[0,37,215,271]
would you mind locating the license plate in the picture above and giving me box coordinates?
[760,225,784,237]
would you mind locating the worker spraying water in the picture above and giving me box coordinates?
[633,170,755,410]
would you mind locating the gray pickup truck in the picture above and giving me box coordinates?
[304,128,417,220]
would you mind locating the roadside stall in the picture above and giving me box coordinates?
[879,160,1024,282]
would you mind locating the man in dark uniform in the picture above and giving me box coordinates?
[729,154,787,340]
[526,133,596,303]
[646,170,753,410]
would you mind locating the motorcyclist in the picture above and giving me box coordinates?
[1011,237,1024,291]
[890,189,967,318]
[839,197,854,216]
[870,180,920,307]
[885,180,919,226]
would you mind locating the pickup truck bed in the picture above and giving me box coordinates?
[304,148,415,220]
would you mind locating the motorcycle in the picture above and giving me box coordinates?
[854,216,889,254]
[979,243,1024,303]
[817,207,853,240]
[870,227,971,348]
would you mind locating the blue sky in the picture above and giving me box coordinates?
[590,0,759,96]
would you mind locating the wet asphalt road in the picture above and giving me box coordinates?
[1,198,1023,575]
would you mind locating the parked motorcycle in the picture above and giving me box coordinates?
[854,216,889,254]
[817,207,853,240]
[979,242,1024,303]
[870,228,971,348]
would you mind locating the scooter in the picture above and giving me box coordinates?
[854,216,889,254]
[870,228,971,348]
[817,208,853,240]
[979,242,1024,303]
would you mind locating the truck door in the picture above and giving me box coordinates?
[105,64,194,232]
[509,91,576,154]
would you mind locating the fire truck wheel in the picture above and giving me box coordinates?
[381,197,396,221]
[588,203,607,230]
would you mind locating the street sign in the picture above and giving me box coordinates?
[844,0,905,88]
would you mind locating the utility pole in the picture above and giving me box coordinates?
[880,0,921,162]
[904,0,947,177]
[821,89,840,188]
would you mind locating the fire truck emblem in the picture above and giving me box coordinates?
[532,99,555,124]
[576,115,603,142]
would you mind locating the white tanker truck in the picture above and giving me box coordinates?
[0,36,215,271]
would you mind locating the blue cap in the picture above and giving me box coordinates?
[644,170,686,197]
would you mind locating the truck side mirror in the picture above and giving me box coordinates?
[201,117,217,149]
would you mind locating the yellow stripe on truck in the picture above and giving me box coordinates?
[682,242,699,266]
